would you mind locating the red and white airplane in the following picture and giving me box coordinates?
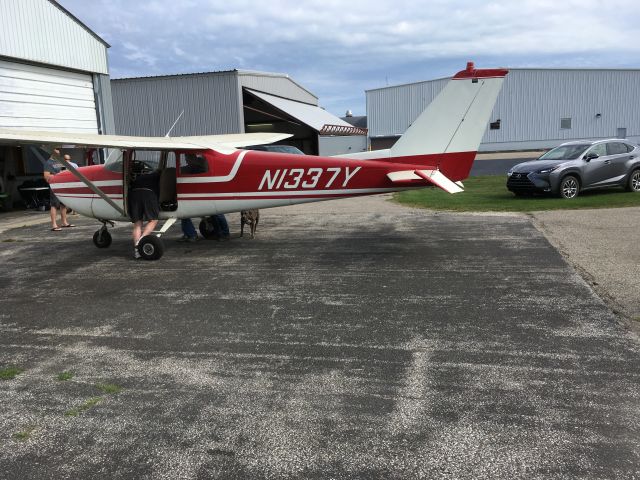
[0,62,507,260]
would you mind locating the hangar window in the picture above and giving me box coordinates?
[560,118,572,129]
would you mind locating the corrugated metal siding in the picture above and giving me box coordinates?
[367,78,448,137]
[483,70,640,148]
[93,74,115,134]
[239,73,317,105]
[318,135,367,156]
[0,0,108,74]
[111,72,241,136]
[367,69,640,151]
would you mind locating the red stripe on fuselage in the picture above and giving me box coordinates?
[381,151,476,181]
[47,148,475,200]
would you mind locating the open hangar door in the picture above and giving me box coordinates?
[0,59,99,133]
[242,89,318,154]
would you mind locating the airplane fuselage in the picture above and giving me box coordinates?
[50,148,476,222]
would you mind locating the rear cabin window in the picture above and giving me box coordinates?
[607,142,631,155]
[179,153,208,175]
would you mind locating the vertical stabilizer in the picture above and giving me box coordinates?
[389,62,508,159]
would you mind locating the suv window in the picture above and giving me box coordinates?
[607,142,630,155]
[538,144,591,160]
[587,143,607,157]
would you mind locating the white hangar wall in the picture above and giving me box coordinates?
[0,0,115,209]
[367,69,640,152]
[0,0,114,135]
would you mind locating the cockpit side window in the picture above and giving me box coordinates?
[179,153,208,175]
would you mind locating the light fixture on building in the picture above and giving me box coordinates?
[595,113,602,118]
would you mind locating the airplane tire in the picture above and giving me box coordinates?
[137,235,164,260]
[199,217,219,239]
[93,230,112,248]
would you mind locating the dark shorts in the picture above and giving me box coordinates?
[50,190,63,209]
[129,189,159,222]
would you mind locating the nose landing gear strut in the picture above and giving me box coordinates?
[93,220,114,248]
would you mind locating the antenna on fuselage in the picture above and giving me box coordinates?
[165,110,185,137]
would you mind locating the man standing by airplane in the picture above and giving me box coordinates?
[43,149,76,231]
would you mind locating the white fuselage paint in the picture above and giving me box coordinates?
[54,183,409,222]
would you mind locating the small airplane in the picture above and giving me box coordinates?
[0,62,507,260]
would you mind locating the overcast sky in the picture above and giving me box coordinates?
[59,0,640,118]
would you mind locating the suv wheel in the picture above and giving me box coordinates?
[626,169,640,192]
[559,175,579,199]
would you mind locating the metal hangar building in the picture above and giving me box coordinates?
[111,70,368,157]
[367,68,640,152]
[0,0,115,208]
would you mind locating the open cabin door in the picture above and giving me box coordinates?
[122,149,131,217]
[124,149,178,214]
[159,151,177,211]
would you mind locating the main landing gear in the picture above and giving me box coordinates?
[137,235,164,260]
[92,219,177,261]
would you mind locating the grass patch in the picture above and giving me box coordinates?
[394,175,640,212]
[64,397,103,417]
[2,238,23,243]
[96,383,123,394]
[0,366,24,380]
[57,371,74,381]
[13,426,36,441]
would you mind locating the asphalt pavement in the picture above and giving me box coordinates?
[1,197,639,479]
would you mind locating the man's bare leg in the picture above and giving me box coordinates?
[132,221,143,245]
[141,220,158,238]
[60,205,68,226]
[50,206,59,229]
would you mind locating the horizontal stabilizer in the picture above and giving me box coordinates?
[387,169,464,194]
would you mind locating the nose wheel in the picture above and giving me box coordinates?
[93,222,114,248]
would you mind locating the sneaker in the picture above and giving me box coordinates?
[134,247,141,259]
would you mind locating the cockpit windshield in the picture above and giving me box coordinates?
[104,150,161,173]
[538,144,591,161]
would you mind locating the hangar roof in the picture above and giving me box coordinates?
[113,69,318,106]
[48,0,110,47]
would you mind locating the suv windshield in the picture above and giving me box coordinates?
[538,144,591,160]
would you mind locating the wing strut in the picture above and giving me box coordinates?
[56,155,127,217]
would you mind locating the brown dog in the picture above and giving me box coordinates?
[240,209,260,238]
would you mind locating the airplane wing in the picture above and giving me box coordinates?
[0,128,292,219]
[0,129,293,152]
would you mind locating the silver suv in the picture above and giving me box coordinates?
[507,139,640,198]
